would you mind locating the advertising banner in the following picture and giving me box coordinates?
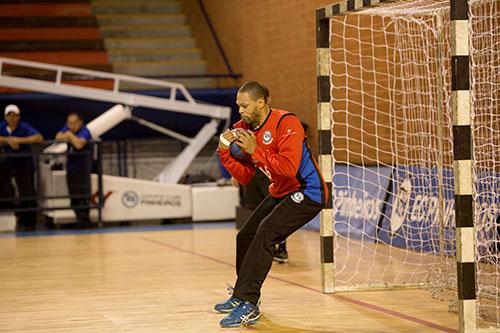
[332,164,392,241]
[377,166,455,254]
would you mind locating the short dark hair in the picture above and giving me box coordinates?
[67,111,83,120]
[238,81,269,103]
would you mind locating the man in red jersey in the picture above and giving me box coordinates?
[215,81,327,328]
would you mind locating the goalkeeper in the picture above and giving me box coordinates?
[215,81,327,327]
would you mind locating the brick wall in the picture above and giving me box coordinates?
[181,0,341,153]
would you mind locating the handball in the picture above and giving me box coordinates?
[229,128,249,160]
[230,142,249,160]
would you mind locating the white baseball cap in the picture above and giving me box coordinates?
[4,104,20,116]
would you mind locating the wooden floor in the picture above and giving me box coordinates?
[0,223,459,332]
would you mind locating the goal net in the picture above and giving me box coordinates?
[470,0,500,327]
[329,0,499,328]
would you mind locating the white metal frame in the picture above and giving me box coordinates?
[0,57,230,119]
[0,57,232,183]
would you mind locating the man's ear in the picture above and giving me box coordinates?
[258,97,266,108]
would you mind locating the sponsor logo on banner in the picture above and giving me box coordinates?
[476,202,499,230]
[140,194,181,207]
[474,173,500,255]
[334,190,383,222]
[390,178,411,234]
[91,191,113,205]
[121,191,181,209]
[331,164,500,255]
[475,173,500,230]
[378,166,455,254]
[122,191,139,208]
[332,164,392,241]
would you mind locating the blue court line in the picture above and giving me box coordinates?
[0,221,235,238]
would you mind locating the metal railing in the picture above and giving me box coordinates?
[0,140,104,223]
[196,0,242,80]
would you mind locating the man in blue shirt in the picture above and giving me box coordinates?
[56,112,94,229]
[0,104,44,231]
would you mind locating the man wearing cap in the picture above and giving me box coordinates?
[0,104,44,231]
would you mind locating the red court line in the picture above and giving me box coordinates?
[142,236,458,333]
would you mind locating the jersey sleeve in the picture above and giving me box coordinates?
[78,127,92,141]
[217,121,255,185]
[251,115,304,178]
[59,124,69,133]
[0,122,7,136]
[23,123,40,136]
[218,147,256,185]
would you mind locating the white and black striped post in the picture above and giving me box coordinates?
[316,5,334,293]
[316,0,386,294]
[451,0,477,332]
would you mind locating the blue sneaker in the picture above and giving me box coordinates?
[214,296,242,313]
[219,301,260,328]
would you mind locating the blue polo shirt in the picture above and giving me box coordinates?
[59,124,92,172]
[0,121,40,170]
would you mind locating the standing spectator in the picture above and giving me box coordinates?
[0,145,15,211]
[55,112,94,229]
[0,104,43,231]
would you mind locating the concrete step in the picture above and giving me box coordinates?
[100,24,191,38]
[119,77,215,90]
[92,1,182,14]
[104,37,196,50]
[112,60,207,76]
[108,48,201,62]
[97,13,185,26]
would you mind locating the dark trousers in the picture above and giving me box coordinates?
[13,169,37,228]
[241,168,269,209]
[66,170,91,226]
[0,160,14,210]
[233,192,323,305]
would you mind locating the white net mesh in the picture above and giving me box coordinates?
[329,0,500,328]
[329,0,456,298]
[469,0,500,327]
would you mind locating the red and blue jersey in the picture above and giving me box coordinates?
[218,108,328,205]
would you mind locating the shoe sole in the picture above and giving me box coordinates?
[215,301,261,312]
[214,308,235,314]
[220,314,261,328]
[274,257,289,263]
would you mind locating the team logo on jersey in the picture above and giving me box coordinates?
[262,130,273,144]
[291,192,304,204]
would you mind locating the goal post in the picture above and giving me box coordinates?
[316,0,500,331]
[450,1,476,332]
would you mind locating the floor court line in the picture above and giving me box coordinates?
[141,236,458,333]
